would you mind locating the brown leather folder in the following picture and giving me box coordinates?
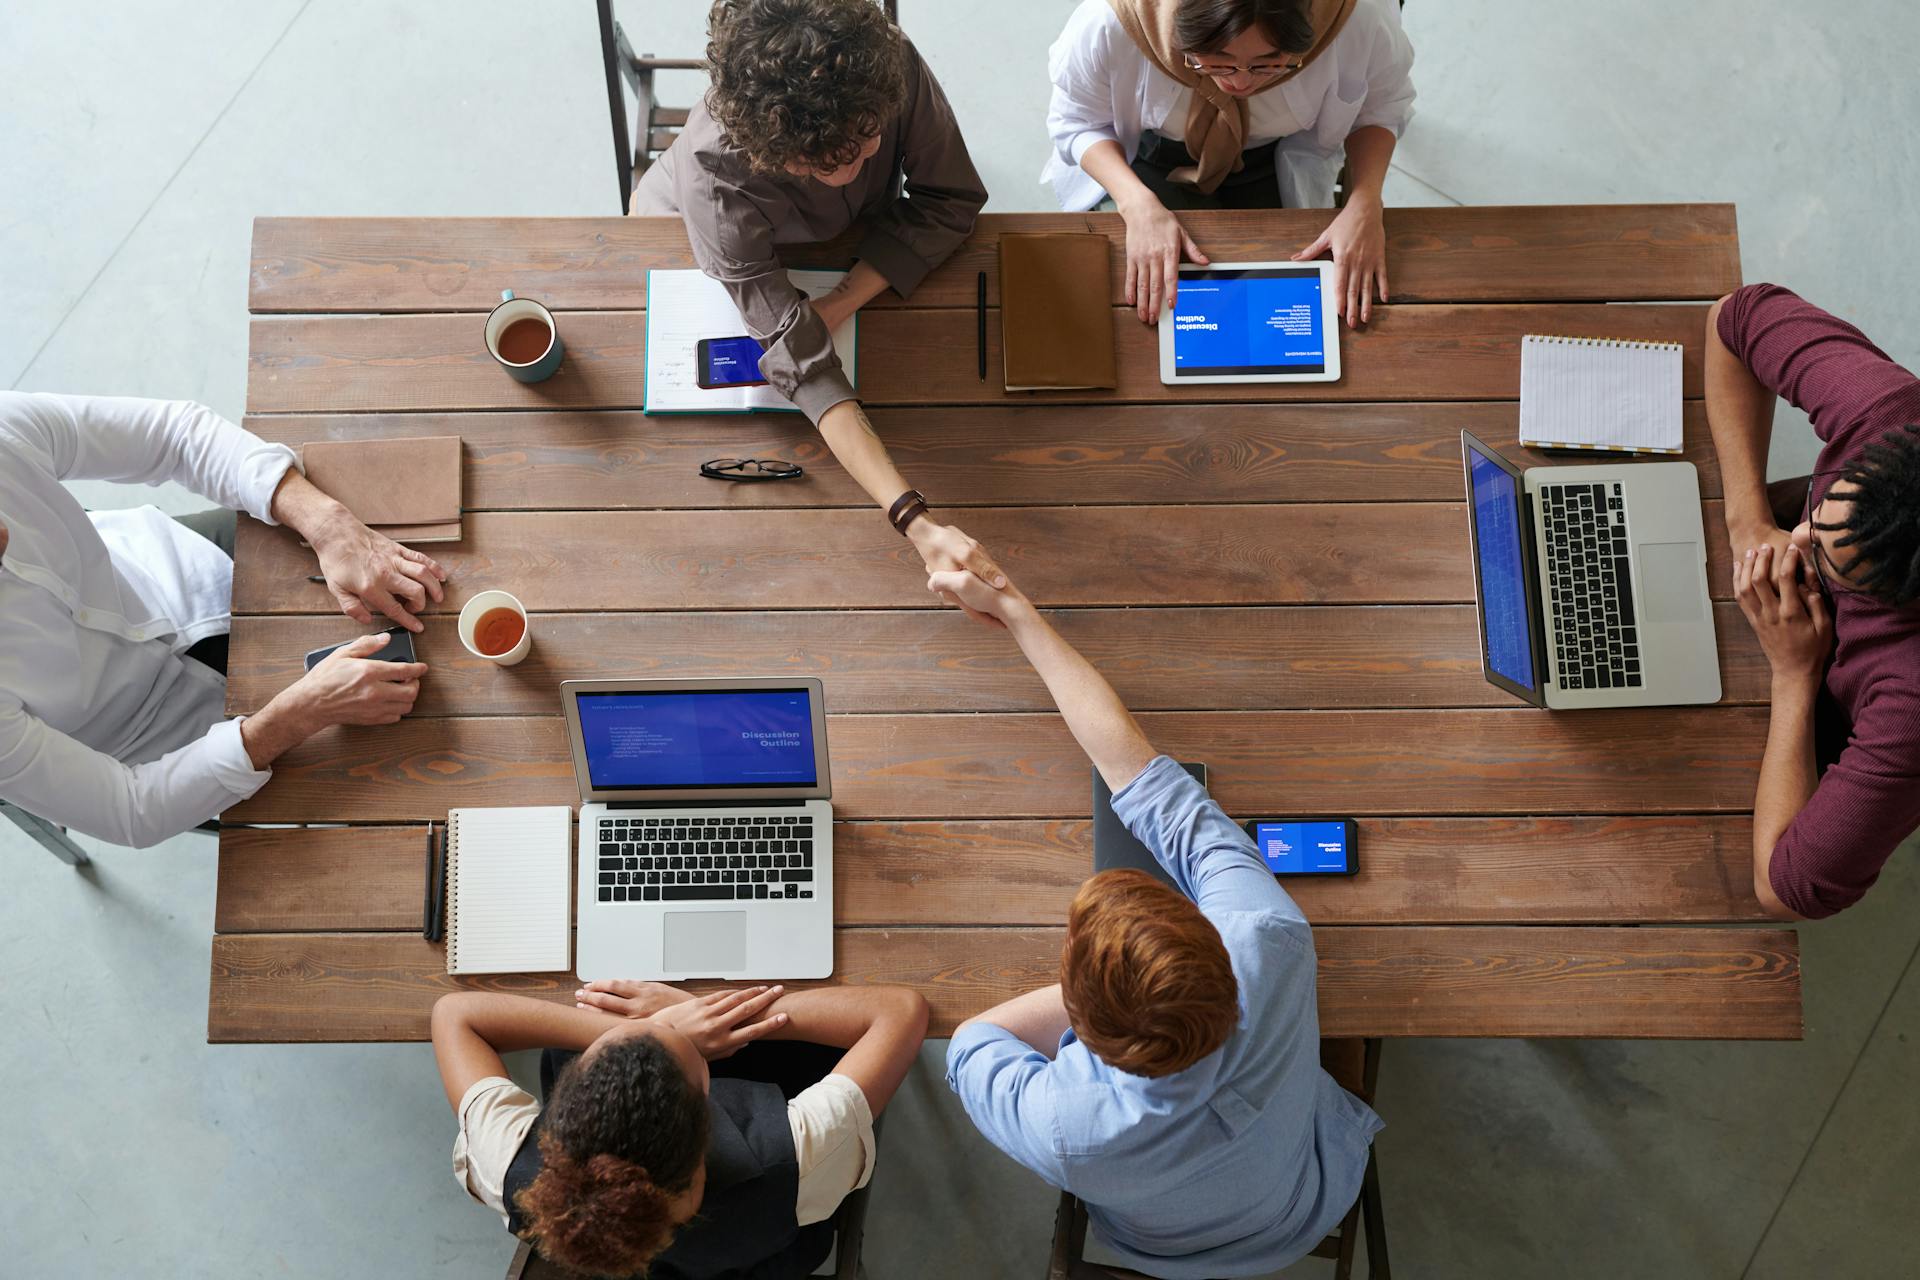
[300,436,463,544]
[998,233,1118,392]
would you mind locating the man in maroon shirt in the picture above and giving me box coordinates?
[1706,283,1920,919]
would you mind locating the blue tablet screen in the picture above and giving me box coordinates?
[1171,268,1326,376]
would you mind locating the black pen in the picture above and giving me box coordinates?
[427,822,449,942]
[976,271,987,380]
[307,575,326,583]
[421,821,437,937]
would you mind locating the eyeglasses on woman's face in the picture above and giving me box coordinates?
[1181,51,1304,79]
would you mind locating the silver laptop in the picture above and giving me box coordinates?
[1461,431,1720,709]
[562,677,835,981]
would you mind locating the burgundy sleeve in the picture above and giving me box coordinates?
[1768,691,1920,918]
[1715,283,1920,457]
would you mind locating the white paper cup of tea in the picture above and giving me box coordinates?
[459,590,532,666]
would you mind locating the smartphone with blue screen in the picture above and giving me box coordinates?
[1242,818,1358,876]
[696,335,768,389]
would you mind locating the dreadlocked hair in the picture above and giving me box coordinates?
[1815,423,1920,606]
[513,1035,709,1277]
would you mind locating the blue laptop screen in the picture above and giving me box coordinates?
[1467,445,1540,691]
[1171,268,1326,375]
[576,689,818,790]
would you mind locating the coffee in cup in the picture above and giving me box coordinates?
[458,590,533,666]
[484,290,565,383]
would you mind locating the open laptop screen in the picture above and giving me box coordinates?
[1464,439,1541,693]
[575,688,819,790]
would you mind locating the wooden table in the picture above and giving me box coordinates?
[212,205,1802,1044]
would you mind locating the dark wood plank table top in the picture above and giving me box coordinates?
[216,205,1802,1043]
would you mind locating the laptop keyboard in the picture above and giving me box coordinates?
[1541,482,1643,690]
[594,814,817,903]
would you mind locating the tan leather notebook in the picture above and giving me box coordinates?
[300,436,463,543]
[998,233,1118,392]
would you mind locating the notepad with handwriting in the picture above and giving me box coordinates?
[444,805,572,975]
[643,269,856,414]
[1519,334,1684,455]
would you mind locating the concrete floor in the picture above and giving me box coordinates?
[3,0,1917,1275]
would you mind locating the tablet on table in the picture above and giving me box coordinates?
[1157,261,1341,385]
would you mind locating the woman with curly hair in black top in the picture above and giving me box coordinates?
[433,981,927,1277]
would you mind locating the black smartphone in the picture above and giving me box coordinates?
[1241,818,1359,876]
[303,626,418,672]
[695,335,768,389]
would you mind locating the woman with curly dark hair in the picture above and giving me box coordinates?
[635,0,1002,598]
[433,979,927,1278]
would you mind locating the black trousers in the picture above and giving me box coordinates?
[1128,128,1286,211]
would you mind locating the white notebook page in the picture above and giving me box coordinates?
[446,805,572,975]
[1518,334,1684,454]
[644,269,856,413]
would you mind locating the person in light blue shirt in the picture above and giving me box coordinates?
[926,563,1382,1278]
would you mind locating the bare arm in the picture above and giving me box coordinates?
[954,984,1070,1057]
[269,468,447,632]
[1704,294,1785,546]
[810,261,892,335]
[757,986,929,1115]
[430,993,624,1112]
[815,400,1006,590]
[1750,676,1817,920]
[927,571,1155,793]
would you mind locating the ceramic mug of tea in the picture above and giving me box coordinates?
[484,290,564,383]
[458,589,532,666]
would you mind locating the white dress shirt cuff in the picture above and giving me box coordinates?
[240,445,300,526]
[207,717,273,796]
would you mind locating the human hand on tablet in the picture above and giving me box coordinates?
[1293,194,1387,328]
[1118,193,1209,325]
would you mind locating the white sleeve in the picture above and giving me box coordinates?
[787,1073,877,1226]
[4,392,297,523]
[452,1077,542,1227]
[1047,2,1124,167]
[0,700,269,848]
[1349,0,1416,137]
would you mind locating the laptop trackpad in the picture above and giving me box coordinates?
[1637,542,1705,622]
[664,911,748,973]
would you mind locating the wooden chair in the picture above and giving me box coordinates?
[595,0,899,214]
[1046,1039,1388,1280]
[1,800,91,866]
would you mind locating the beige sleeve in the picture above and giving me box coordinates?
[787,1073,878,1226]
[451,1076,541,1228]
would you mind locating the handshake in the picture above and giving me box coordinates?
[908,519,1033,631]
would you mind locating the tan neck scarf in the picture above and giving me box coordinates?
[1107,0,1356,193]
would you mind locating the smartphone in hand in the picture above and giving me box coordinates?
[303,626,419,672]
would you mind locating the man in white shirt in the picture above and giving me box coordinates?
[0,391,447,848]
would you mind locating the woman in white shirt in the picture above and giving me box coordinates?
[1045,0,1415,327]
[433,979,927,1278]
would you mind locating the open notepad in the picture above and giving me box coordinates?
[445,806,572,975]
[1519,334,1684,455]
[643,269,857,414]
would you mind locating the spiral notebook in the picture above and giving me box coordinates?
[444,805,573,975]
[1519,333,1684,455]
